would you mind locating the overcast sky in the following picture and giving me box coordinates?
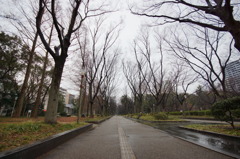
[0,0,146,98]
[1,0,238,100]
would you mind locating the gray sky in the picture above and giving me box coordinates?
[1,0,239,99]
[0,0,145,98]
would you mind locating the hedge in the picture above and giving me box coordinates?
[168,110,212,116]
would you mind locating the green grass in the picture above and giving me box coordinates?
[84,116,110,122]
[184,124,240,136]
[0,121,87,152]
[181,115,214,119]
[170,115,214,119]
[130,114,183,122]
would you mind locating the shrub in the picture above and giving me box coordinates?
[211,96,240,129]
[232,109,240,118]
[169,111,183,115]
[153,112,168,120]
[169,110,212,116]
[204,110,212,116]
[60,112,67,116]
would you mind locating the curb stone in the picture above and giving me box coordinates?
[0,124,93,159]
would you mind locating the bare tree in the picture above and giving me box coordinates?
[133,31,172,112]
[11,1,43,117]
[86,18,120,117]
[165,27,234,99]
[97,48,119,116]
[171,61,198,112]
[32,24,54,118]
[122,59,147,113]
[36,0,109,123]
[71,17,120,118]
[131,1,240,52]
[71,27,89,123]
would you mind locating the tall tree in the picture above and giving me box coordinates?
[171,61,197,112]
[97,47,119,116]
[6,0,53,117]
[85,18,120,117]
[131,0,240,53]
[165,27,234,99]
[122,59,147,113]
[31,25,54,118]
[0,32,27,112]
[36,0,109,123]
[119,95,134,114]
[133,30,172,112]
[13,32,39,117]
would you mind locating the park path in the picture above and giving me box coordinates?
[39,116,233,159]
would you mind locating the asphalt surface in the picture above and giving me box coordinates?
[39,116,233,159]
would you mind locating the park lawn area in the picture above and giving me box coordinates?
[0,116,110,152]
[83,116,110,122]
[184,124,240,137]
[170,115,214,119]
[181,115,214,119]
[0,121,88,152]
[131,114,183,122]
[0,116,110,123]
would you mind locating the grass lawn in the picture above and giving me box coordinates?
[84,116,110,122]
[130,114,183,122]
[184,124,240,137]
[181,115,214,119]
[0,116,110,152]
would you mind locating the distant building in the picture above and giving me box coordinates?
[225,59,240,93]
[64,92,75,115]
[44,88,76,115]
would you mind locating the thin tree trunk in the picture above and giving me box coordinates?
[32,25,53,118]
[81,88,86,116]
[88,84,94,117]
[77,74,86,123]
[90,102,93,117]
[31,51,49,118]
[87,103,89,117]
[13,33,38,117]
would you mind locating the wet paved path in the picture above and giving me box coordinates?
[39,116,233,159]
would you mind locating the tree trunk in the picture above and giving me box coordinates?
[133,95,137,113]
[81,88,86,116]
[77,74,86,123]
[13,33,38,117]
[89,101,94,117]
[31,51,48,118]
[32,25,53,118]
[88,83,94,117]
[87,103,89,117]
[44,57,66,124]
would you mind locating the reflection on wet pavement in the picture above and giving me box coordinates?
[140,121,240,158]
